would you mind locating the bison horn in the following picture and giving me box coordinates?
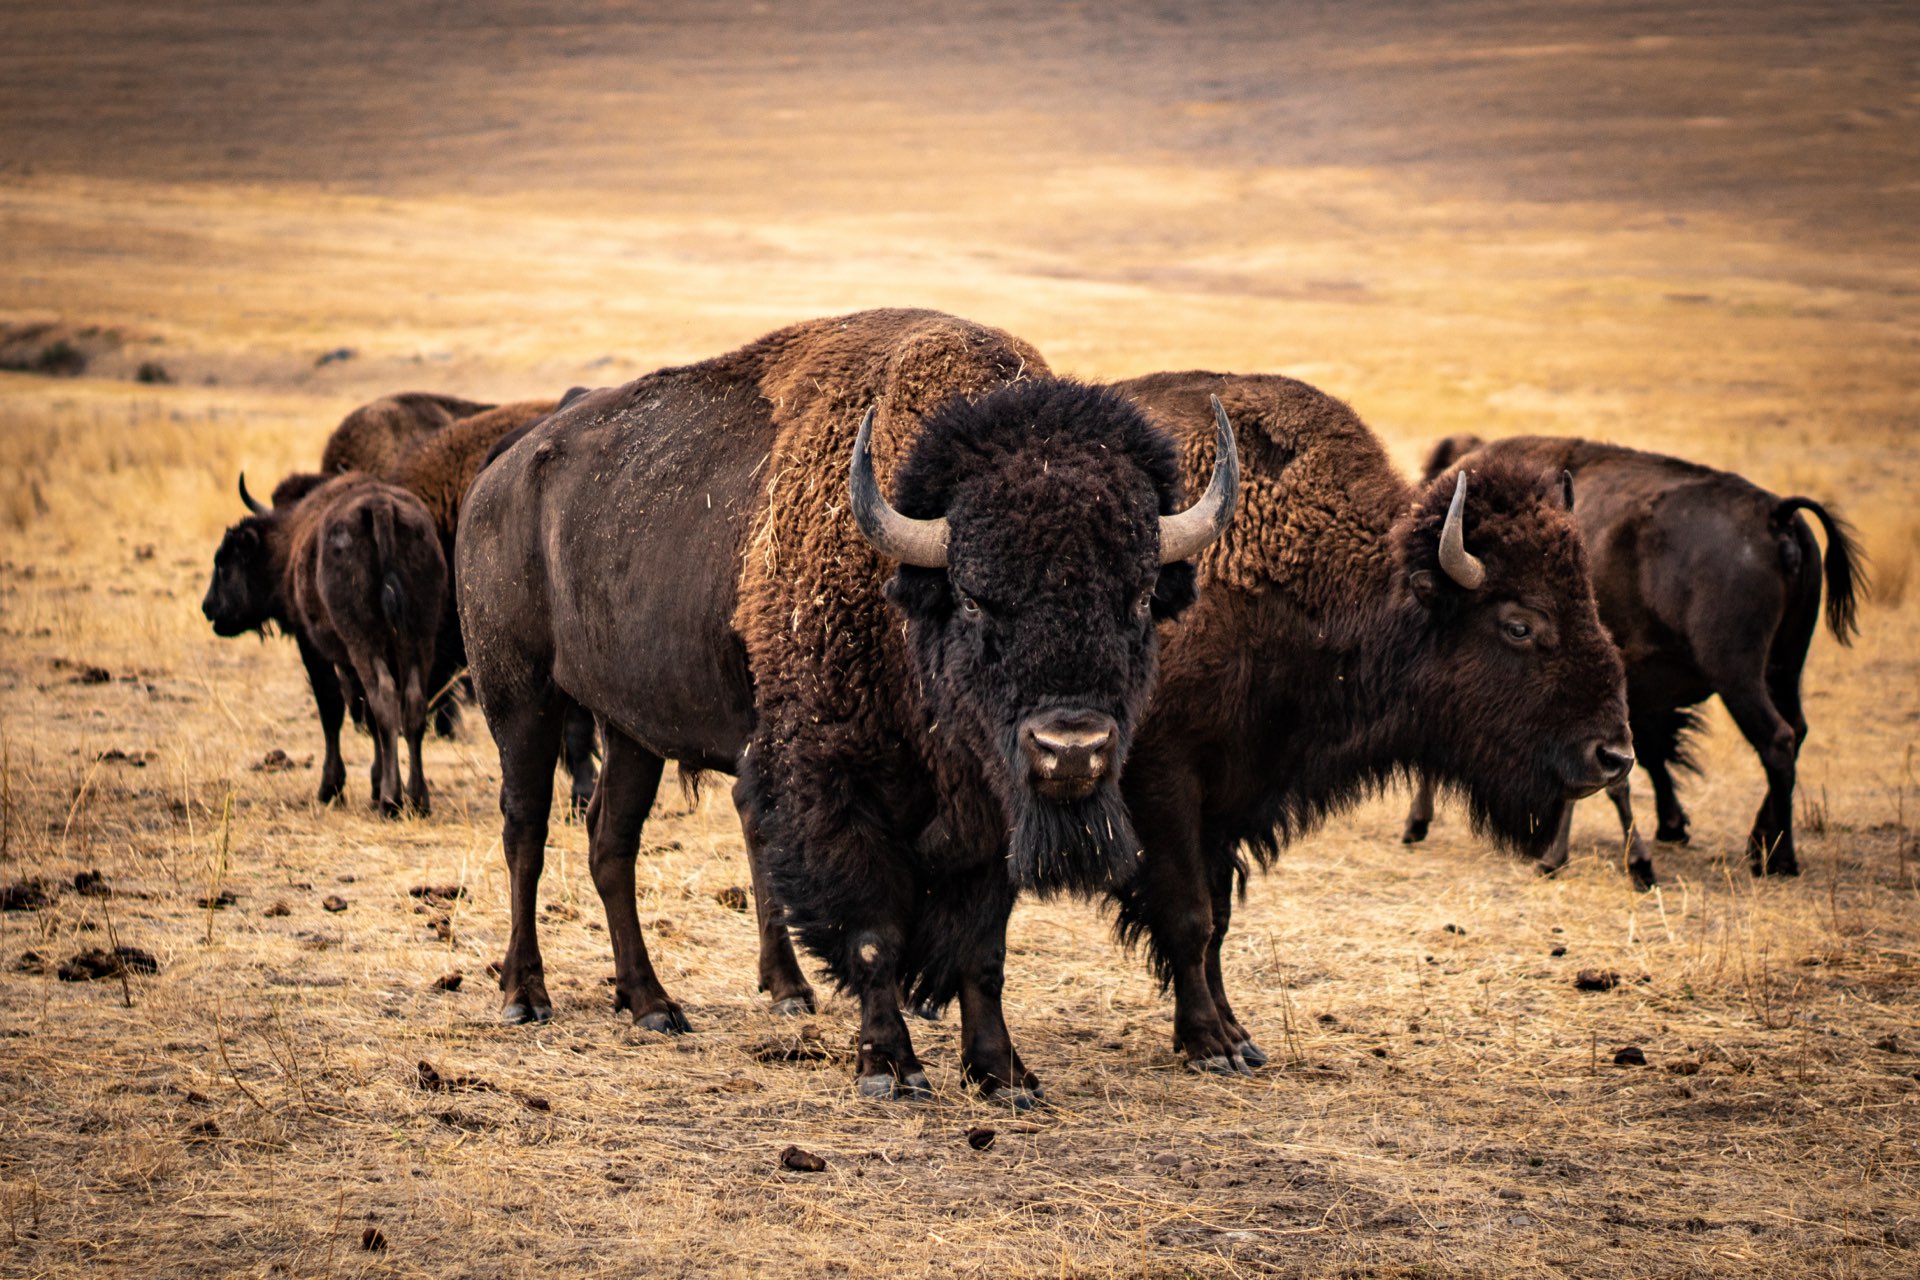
[238,472,267,515]
[1438,470,1487,590]
[1157,395,1240,564]
[849,406,949,568]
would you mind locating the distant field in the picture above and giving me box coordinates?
[2,3,1916,1276]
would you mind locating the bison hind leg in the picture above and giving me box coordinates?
[402,661,430,817]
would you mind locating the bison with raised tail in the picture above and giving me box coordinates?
[1104,373,1631,1074]
[1401,434,1866,881]
[457,310,1236,1106]
[203,474,446,815]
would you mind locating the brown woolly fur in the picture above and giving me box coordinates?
[1401,434,1869,881]
[384,398,557,547]
[202,473,446,817]
[1108,372,1629,1072]
[316,391,495,476]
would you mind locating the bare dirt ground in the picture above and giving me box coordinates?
[2,3,1917,1276]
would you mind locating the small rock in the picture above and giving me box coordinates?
[966,1126,996,1150]
[1613,1046,1648,1067]
[1,879,52,911]
[360,1227,386,1252]
[780,1145,826,1172]
[322,895,348,913]
[1497,1188,1524,1201]
[263,901,291,918]
[1507,1212,1536,1228]
[713,885,750,912]
[251,749,297,773]
[57,946,158,981]
[1574,969,1619,992]
[431,971,463,993]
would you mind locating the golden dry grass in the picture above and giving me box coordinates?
[4,2,1920,1276]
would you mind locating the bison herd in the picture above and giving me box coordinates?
[202,307,1866,1103]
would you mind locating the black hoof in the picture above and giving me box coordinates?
[910,997,944,1021]
[1235,1040,1269,1069]
[1187,1053,1253,1078]
[635,1007,691,1034]
[1532,858,1562,878]
[994,1086,1045,1112]
[1655,823,1689,845]
[770,994,815,1017]
[1401,820,1429,844]
[501,1002,553,1026]
[857,1071,932,1101]
[1629,860,1657,892]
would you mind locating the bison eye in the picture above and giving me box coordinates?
[958,593,982,619]
[1502,619,1533,644]
[1133,587,1154,620]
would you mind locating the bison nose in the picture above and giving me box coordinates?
[1595,742,1635,783]
[1020,711,1119,788]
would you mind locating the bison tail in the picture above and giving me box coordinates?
[368,500,407,633]
[1775,497,1868,645]
[1420,433,1487,482]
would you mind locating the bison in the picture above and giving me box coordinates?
[457,310,1235,1107]
[318,391,495,477]
[203,473,447,815]
[1100,373,1632,1074]
[1400,434,1866,882]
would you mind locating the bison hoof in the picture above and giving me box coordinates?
[1629,859,1658,892]
[910,997,945,1021]
[1235,1040,1269,1069]
[770,995,815,1018]
[501,1002,553,1026]
[635,1007,691,1034]
[857,1071,932,1101]
[1655,822,1689,845]
[1532,858,1563,879]
[995,1086,1046,1113]
[1187,1053,1253,1078]
[1401,819,1429,844]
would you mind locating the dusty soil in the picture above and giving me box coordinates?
[2,3,1917,1276]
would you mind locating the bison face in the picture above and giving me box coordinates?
[1397,463,1632,857]
[202,518,277,637]
[860,381,1231,893]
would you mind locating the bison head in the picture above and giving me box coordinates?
[201,475,279,637]
[854,379,1236,893]
[1395,461,1632,857]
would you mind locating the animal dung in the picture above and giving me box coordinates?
[56,946,158,981]
[966,1126,997,1150]
[713,885,750,912]
[409,883,466,904]
[431,971,463,992]
[263,901,291,917]
[197,889,238,910]
[1,879,52,911]
[1612,1046,1648,1066]
[360,1227,386,1252]
[1573,969,1619,992]
[72,869,111,896]
[321,895,349,913]
[779,1145,827,1172]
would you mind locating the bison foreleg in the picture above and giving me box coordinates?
[732,783,815,1016]
[587,729,688,1033]
[1604,775,1656,889]
[1203,853,1265,1069]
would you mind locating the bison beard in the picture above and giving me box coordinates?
[995,726,1143,894]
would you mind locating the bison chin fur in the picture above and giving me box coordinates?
[1005,776,1142,896]
[1447,767,1571,861]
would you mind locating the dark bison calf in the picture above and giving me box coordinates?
[203,473,448,816]
[1402,434,1866,881]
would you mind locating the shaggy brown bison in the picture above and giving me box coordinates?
[203,474,447,815]
[1101,374,1631,1074]
[1400,434,1865,882]
[457,310,1235,1107]
[318,391,494,477]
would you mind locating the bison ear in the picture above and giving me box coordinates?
[1149,562,1197,622]
[884,565,954,621]
[1408,568,1442,607]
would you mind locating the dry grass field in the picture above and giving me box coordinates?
[3,3,1917,1276]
